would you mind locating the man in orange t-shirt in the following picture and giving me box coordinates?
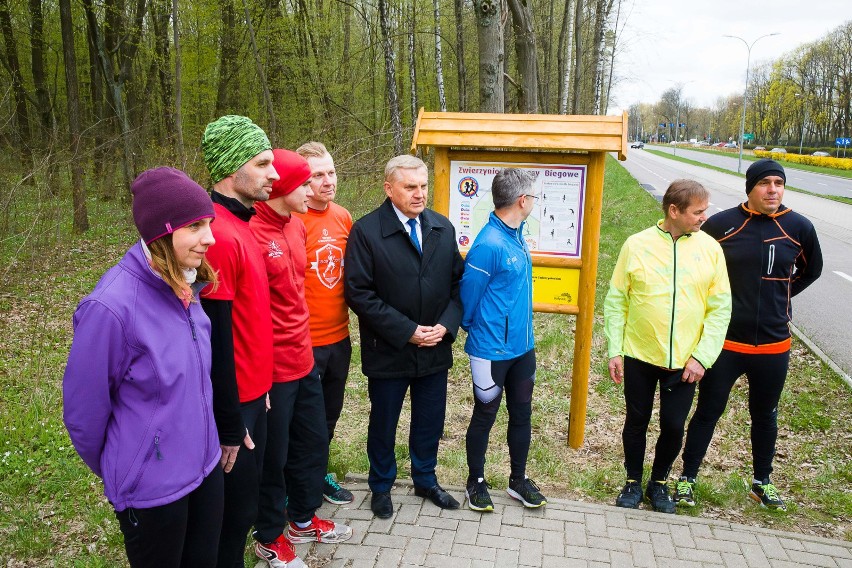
[293,142,355,505]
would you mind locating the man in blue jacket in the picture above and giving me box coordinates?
[460,167,547,512]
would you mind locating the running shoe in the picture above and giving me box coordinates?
[674,476,696,507]
[256,534,306,568]
[615,479,642,509]
[466,478,494,512]
[507,476,547,508]
[750,479,786,511]
[323,473,354,505]
[287,515,353,544]
[645,480,676,514]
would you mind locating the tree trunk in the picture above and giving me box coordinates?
[172,0,185,168]
[590,0,612,115]
[507,0,538,113]
[409,4,419,123]
[540,0,555,113]
[59,0,89,232]
[0,0,31,150]
[81,0,136,193]
[558,0,573,114]
[453,0,467,111]
[570,0,584,114]
[379,0,403,154]
[215,0,238,115]
[29,0,54,139]
[433,0,447,112]
[152,0,175,144]
[474,0,504,113]
[602,0,622,114]
[242,0,277,143]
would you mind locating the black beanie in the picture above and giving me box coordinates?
[745,159,786,195]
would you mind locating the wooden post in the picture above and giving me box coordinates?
[568,150,606,448]
[432,147,450,215]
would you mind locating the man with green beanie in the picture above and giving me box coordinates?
[675,158,823,511]
[199,115,282,568]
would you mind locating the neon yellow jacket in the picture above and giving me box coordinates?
[604,221,731,370]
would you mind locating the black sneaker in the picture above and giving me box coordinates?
[323,473,354,505]
[615,480,642,509]
[674,476,696,507]
[645,480,676,514]
[466,478,494,512]
[750,478,786,511]
[507,477,547,508]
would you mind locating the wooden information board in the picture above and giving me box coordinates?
[411,110,628,448]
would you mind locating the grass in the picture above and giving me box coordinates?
[644,148,852,205]
[1,156,850,565]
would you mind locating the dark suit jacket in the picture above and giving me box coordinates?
[344,198,464,378]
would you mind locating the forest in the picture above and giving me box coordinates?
[1,0,850,238]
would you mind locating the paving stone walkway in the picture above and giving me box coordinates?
[264,477,852,568]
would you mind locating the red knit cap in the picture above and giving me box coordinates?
[269,149,312,199]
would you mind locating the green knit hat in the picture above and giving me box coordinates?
[202,115,272,184]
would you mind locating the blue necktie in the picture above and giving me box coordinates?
[407,218,421,254]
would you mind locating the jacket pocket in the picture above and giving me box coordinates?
[126,430,162,497]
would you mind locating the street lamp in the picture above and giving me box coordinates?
[724,32,780,173]
[795,93,808,155]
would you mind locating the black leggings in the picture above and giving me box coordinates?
[116,466,224,568]
[217,394,268,568]
[682,349,790,480]
[622,356,696,482]
[465,349,536,481]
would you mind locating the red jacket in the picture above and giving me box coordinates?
[250,202,314,381]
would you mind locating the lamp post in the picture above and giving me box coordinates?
[724,32,780,173]
[671,81,694,157]
[795,93,808,155]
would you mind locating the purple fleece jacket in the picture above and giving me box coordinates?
[63,242,221,512]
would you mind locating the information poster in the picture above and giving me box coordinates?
[449,161,587,257]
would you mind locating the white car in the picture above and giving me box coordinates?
[770,148,787,153]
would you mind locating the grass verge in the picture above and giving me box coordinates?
[1,156,850,566]
[645,149,852,205]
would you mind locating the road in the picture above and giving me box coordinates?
[620,148,852,378]
[649,145,852,199]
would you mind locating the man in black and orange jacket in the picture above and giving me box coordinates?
[676,159,823,511]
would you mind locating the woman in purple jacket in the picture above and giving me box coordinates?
[64,167,223,567]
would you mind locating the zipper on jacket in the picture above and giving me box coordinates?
[155,435,163,460]
[767,244,775,275]
[505,316,509,344]
[669,239,678,369]
[188,313,197,341]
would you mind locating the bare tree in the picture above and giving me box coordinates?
[0,0,31,150]
[59,0,89,232]
[474,0,504,113]
[558,0,574,114]
[570,0,584,114]
[242,0,277,143]
[172,0,185,167]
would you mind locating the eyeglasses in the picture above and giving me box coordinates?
[524,194,540,201]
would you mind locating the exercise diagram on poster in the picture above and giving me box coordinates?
[449,161,587,258]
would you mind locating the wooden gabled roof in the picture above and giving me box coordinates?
[410,110,628,160]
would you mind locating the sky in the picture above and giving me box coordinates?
[608,0,850,115]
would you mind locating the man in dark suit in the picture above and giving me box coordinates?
[344,155,465,518]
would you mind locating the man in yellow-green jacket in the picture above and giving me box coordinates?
[604,179,731,514]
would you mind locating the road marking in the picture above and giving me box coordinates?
[835,271,852,284]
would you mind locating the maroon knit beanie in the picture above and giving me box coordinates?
[131,167,215,244]
[269,148,312,199]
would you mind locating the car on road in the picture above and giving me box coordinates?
[754,146,766,151]
[770,147,787,153]
[714,142,726,147]
[724,142,738,148]
[630,141,644,149]
[813,151,831,157]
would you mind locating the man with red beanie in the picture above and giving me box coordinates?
[251,149,352,568]
[675,158,823,511]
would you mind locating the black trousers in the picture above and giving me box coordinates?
[682,349,790,480]
[217,395,268,568]
[254,371,329,544]
[366,370,448,492]
[116,466,224,568]
[312,336,352,442]
[622,356,696,482]
[465,349,536,481]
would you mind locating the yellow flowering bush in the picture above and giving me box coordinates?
[754,150,852,170]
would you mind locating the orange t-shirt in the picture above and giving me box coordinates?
[293,202,353,346]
